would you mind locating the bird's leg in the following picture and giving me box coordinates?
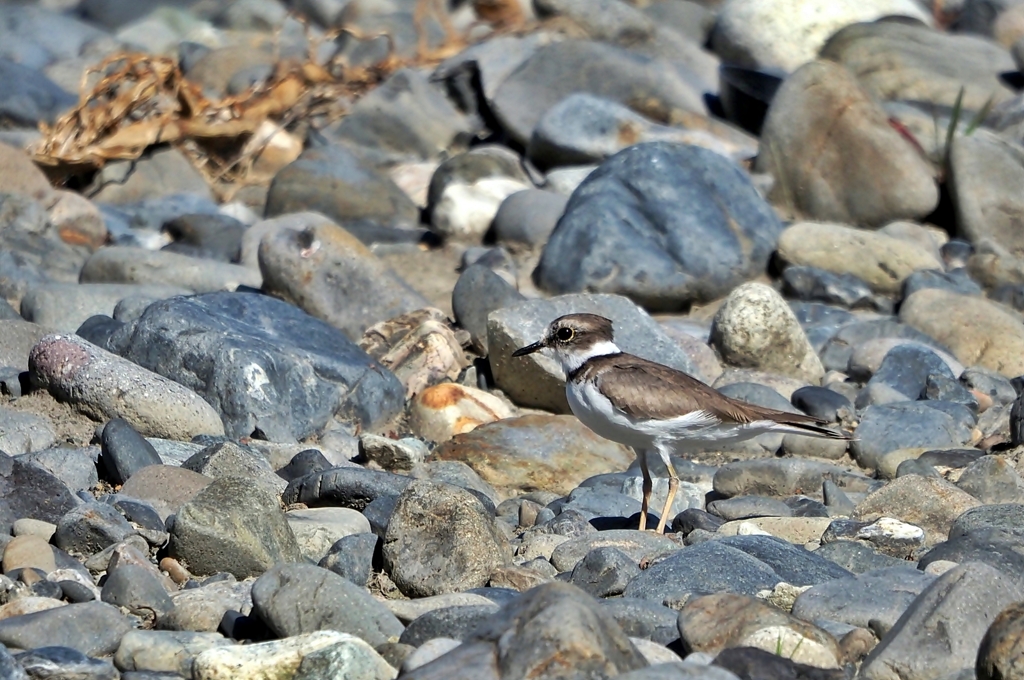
[655,457,679,535]
[638,450,652,532]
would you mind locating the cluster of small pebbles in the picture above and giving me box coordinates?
[3,0,1024,678]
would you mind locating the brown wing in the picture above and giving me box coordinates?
[584,354,837,431]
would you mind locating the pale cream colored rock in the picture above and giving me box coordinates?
[900,288,1024,378]
[0,596,65,620]
[285,507,371,562]
[409,382,515,443]
[631,637,683,665]
[192,630,396,680]
[742,625,841,668]
[710,282,824,383]
[11,518,56,541]
[516,532,569,563]
[47,189,108,250]
[777,222,943,294]
[719,517,833,545]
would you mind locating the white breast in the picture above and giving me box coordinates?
[566,379,655,449]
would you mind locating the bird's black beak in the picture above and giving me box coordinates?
[512,340,546,357]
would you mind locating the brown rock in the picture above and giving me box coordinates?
[679,592,842,668]
[756,60,938,227]
[119,465,212,521]
[2,535,55,574]
[432,414,634,498]
[978,601,1024,680]
[900,288,1024,378]
[488,564,552,592]
[854,474,981,545]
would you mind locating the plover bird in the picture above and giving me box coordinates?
[513,313,851,534]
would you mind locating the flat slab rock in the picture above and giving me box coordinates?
[79,291,405,441]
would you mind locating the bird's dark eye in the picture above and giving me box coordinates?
[555,327,575,342]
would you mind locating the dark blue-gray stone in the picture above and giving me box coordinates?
[101,564,174,618]
[672,508,725,536]
[820,319,948,375]
[918,527,1024,589]
[791,386,854,423]
[399,605,498,647]
[13,646,117,680]
[601,598,680,645]
[452,264,526,353]
[0,601,131,656]
[535,142,783,311]
[851,402,975,469]
[814,540,908,574]
[319,532,379,586]
[949,504,1024,538]
[53,502,135,555]
[277,449,333,482]
[901,268,982,299]
[707,496,793,521]
[782,265,883,310]
[622,541,781,601]
[78,292,405,441]
[569,546,641,598]
[283,467,410,511]
[0,57,76,126]
[718,535,852,586]
[99,418,162,485]
[792,566,936,630]
[923,374,978,412]
[362,494,399,537]
[0,450,76,527]
[867,345,955,401]
[161,213,247,263]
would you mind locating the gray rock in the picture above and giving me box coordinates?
[860,344,956,406]
[956,455,1024,504]
[782,265,885,311]
[17,447,98,493]
[851,402,976,471]
[160,213,246,263]
[792,567,936,631]
[100,418,162,486]
[250,562,404,647]
[901,268,983,300]
[601,598,680,645]
[527,93,756,170]
[326,68,473,164]
[403,582,648,679]
[29,333,226,441]
[169,476,302,579]
[452,264,526,354]
[54,502,136,555]
[13,646,118,680]
[491,39,705,146]
[286,507,371,562]
[399,605,498,647]
[488,293,701,412]
[918,528,1024,588]
[713,458,878,499]
[0,57,76,126]
[0,601,131,656]
[623,540,781,602]
[318,532,378,586]
[79,247,259,292]
[790,387,854,424]
[490,189,568,247]
[814,540,908,574]
[257,217,429,340]
[707,496,793,521]
[182,442,285,494]
[821,517,925,558]
[718,534,851,585]
[0,450,78,528]
[160,580,253,633]
[950,504,1024,538]
[535,143,783,310]
[20,283,191,333]
[860,563,1024,680]
[78,292,405,441]
[383,480,511,597]
[569,546,641,598]
[101,563,174,619]
[952,130,1024,257]
[282,466,412,511]
[266,144,419,230]
[0,407,56,455]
